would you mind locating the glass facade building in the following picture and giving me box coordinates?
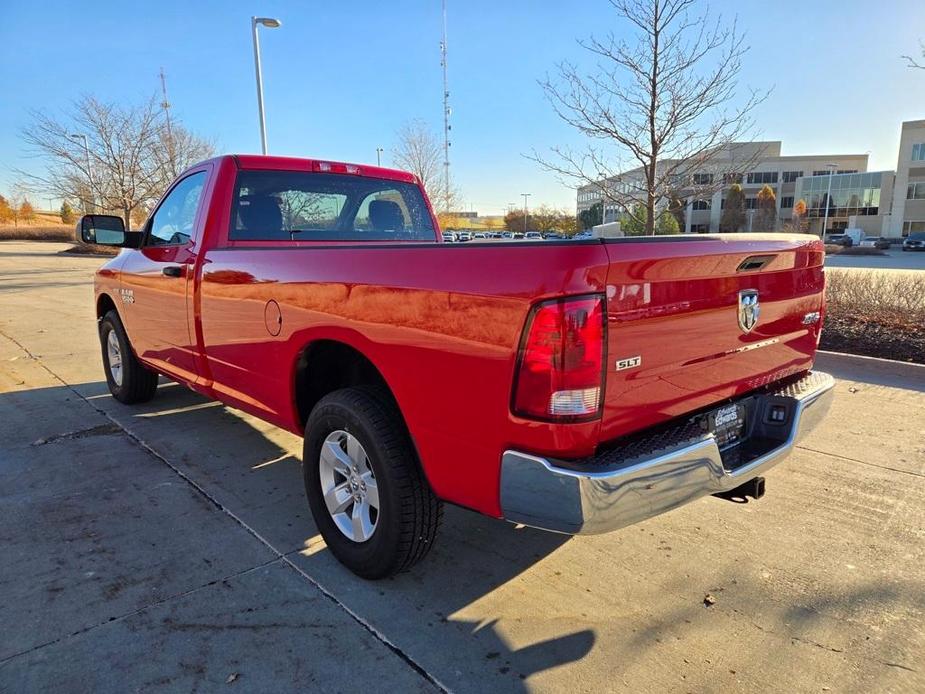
[796,171,883,218]
[574,118,919,237]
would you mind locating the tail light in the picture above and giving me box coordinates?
[512,294,606,421]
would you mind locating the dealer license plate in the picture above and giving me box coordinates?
[707,403,746,449]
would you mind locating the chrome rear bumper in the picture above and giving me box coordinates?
[500,371,835,535]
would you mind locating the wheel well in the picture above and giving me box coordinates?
[295,340,391,425]
[97,293,117,320]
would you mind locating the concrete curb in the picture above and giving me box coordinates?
[815,350,925,391]
[817,350,924,373]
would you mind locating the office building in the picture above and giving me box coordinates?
[576,119,925,237]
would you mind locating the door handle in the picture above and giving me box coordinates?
[162,265,184,278]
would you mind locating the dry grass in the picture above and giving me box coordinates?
[0,225,74,242]
[823,269,925,362]
[826,269,925,326]
[1,223,115,255]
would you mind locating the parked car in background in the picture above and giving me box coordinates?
[473,232,487,239]
[501,231,514,239]
[457,231,472,242]
[78,154,832,578]
[859,236,890,250]
[573,230,594,240]
[488,232,503,239]
[903,232,925,251]
[441,231,455,243]
[543,232,563,240]
[825,229,864,247]
[525,231,543,240]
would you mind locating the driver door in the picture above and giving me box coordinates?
[119,169,209,383]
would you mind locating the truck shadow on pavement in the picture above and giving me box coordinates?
[7,379,592,691]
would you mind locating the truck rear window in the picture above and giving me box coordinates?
[229,171,436,242]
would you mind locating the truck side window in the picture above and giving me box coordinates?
[148,172,207,247]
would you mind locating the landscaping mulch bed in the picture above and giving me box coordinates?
[821,314,925,365]
[824,245,887,256]
[57,244,118,256]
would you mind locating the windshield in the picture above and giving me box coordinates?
[229,171,436,242]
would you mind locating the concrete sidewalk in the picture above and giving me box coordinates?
[1,241,923,692]
[0,300,437,692]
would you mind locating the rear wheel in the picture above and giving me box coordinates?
[303,387,442,579]
[99,310,159,404]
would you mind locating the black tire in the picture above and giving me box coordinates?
[99,310,159,404]
[303,387,442,579]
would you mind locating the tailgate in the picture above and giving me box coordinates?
[599,234,825,442]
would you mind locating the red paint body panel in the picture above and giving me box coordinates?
[197,243,611,516]
[600,237,824,442]
[93,155,825,520]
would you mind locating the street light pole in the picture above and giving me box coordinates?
[251,16,281,155]
[521,193,531,233]
[376,147,383,166]
[821,162,837,237]
[69,133,94,211]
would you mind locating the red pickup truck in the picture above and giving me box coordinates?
[79,154,834,579]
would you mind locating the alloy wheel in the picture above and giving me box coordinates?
[318,430,379,542]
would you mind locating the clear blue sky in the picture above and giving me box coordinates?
[1,0,923,214]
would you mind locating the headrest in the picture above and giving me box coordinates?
[239,195,282,234]
[369,199,404,231]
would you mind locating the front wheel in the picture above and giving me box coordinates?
[303,387,442,579]
[99,310,159,404]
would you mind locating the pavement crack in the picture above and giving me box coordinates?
[796,444,925,479]
[879,661,916,672]
[789,635,844,654]
[736,610,918,674]
[0,557,281,666]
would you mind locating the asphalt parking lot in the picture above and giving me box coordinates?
[1,241,923,693]
[824,248,925,271]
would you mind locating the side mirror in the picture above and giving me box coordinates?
[78,214,127,246]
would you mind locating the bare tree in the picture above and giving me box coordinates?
[152,123,215,183]
[534,0,768,234]
[19,95,213,227]
[904,41,924,69]
[391,119,458,212]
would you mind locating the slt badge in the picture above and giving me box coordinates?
[737,289,760,334]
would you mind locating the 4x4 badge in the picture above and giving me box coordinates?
[737,289,760,333]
